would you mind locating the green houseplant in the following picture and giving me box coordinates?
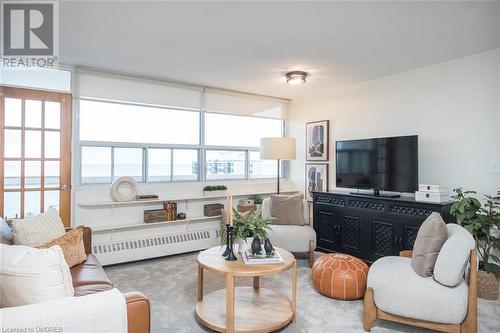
[248,194,264,205]
[450,188,500,299]
[202,185,227,195]
[232,209,274,253]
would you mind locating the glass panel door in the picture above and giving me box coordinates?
[0,86,72,226]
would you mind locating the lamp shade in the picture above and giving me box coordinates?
[260,137,296,160]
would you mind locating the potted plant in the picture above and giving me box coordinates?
[202,185,227,196]
[450,188,500,299]
[232,209,274,254]
[248,194,264,210]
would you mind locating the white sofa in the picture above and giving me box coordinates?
[364,223,477,333]
[262,197,317,266]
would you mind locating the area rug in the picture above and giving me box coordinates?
[106,252,500,333]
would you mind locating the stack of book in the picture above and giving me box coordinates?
[242,250,284,265]
[163,202,177,221]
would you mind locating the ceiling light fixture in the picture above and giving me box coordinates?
[286,71,308,85]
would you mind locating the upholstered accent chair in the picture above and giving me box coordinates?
[262,197,316,267]
[364,223,477,333]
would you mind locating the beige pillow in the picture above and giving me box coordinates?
[270,194,305,226]
[411,212,448,277]
[12,209,65,247]
[38,226,87,268]
[0,244,74,307]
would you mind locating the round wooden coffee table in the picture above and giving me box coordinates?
[196,246,297,333]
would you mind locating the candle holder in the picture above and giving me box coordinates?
[221,223,231,257]
[225,225,237,261]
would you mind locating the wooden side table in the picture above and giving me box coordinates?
[196,247,297,333]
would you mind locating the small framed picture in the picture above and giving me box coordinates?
[306,120,329,161]
[305,164,329,202]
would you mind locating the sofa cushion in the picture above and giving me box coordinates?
[270,194,305,226]
[411,212,448,277]
[1,244,74,307]
[39,226,87,268]
[12,209,65,247]
[70,254,113,287]
[368,256,468,324]
[434,224,475,287]
[268,225,316,252]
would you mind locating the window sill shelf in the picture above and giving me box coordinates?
[92,215,221,233]
[77,189,299,208]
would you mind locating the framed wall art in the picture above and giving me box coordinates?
[306,120,329,161]
[305,163,329,201]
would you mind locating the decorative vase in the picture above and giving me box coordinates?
[238,237,253,254]
[477,270,499,300]
[264,237,274,255]
[251,235,261,255]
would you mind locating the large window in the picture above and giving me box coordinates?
[205,113,282,147]
[81,146,199,184]
[77,73,287,185]
[79,100,200,144]
[204,113,282,180]
[206,150,246,180]
[249,152,279,179]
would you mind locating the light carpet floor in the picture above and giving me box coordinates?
[105,252,500,333]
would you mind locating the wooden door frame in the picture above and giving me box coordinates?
[0,86,72,226]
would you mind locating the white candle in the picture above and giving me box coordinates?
[226,194,232,225]
[228,195,233,226]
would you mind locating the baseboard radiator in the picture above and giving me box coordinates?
[93,227,221,265]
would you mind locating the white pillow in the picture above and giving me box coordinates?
[433,224,475,287]
[0,244,74,307]
[12,209,65,247]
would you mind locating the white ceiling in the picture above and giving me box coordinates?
[60,1,500,100]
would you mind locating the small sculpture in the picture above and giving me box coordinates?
[264,237,274,256]
[251,235,261,255]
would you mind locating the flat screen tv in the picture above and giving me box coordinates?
[335,135,418,195]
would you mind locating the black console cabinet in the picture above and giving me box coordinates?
[313,192,455,263]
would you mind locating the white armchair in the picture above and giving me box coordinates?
[262,197,317,267]
[364,223,477,333]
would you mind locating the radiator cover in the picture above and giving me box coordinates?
[92,222,221,265]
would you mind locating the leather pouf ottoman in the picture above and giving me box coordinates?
[311,253,369,300]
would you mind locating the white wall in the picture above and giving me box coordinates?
[288,48,500,197]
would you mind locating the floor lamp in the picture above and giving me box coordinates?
[260,137,296,194]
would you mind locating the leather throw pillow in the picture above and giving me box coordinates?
[411,212,448,277]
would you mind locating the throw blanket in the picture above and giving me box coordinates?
[0,288,127,333]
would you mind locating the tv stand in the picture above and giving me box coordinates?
[350,189,401,198]
[313,191,455,263]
